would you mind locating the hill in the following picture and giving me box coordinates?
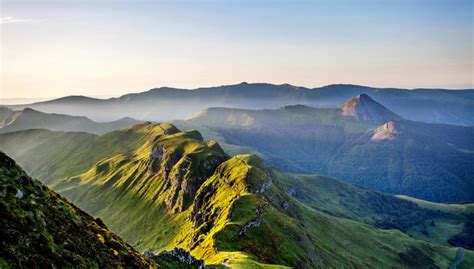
[0,107,141,135]
[187,95,474,202]
[0,151,156,268]
[277,172,474,249]
[6,83,474,125]
[1,123,472,268]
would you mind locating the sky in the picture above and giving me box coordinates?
[0,0,473,99]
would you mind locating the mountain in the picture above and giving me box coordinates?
[0,123,472,268]
[5,83,474,125]
[340,94,401,123]
[186,95,474,202]
[0,151,156,268]
[0,107,141,135]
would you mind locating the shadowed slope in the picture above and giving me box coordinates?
[0,152,156,268]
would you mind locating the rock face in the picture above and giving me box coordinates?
[340,94,401,124]
[372,121,399,141]
[148,248,204,269]
[238,204,266,235]
[147,130,228,213]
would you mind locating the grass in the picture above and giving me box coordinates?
[1,123,472,268]
[277,171,471,248]
[0,152,156,268]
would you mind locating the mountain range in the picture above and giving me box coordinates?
[5,83,474,126]
[0,123,473,268]
[0,107,141,135]
[184,94,474,202]
[1,82,473,268]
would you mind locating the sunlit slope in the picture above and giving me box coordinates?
[54,123,228,251]
[35,124,467,268]
[0,123,167,184]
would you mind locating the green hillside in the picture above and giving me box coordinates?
[0,151,155,268]
[0,124,474,268]
[277,172,473,249]
[1,123,473,267]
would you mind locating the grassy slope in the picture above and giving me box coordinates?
[0,151,155,268]
[2,123,472,267]
[0,123,163,184]
[172,120,265,158]
[396,195,474,214]
[277,172,471,248]
[180,155,470,268]
[21,124,465,268]
[54,123,228,251]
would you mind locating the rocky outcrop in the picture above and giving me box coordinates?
[371,121,399,141]
[250,174,273,194]
[146,248,204,269]
[286,187,297,197]
[238,204,265,235]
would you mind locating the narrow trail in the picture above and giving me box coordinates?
[450,247,464,269]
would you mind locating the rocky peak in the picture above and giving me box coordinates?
[340,94,401,124]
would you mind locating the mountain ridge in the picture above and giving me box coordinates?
[0,107,141,135]
[5,83,473,125]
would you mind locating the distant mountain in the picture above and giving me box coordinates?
[0,123,471,267]
[0,151,155,268]
[340,94,401,123]
[0,107,141,135]
[187,95,474,202]
[6,83,474,125]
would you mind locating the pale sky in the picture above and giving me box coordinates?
[1,0,473,99]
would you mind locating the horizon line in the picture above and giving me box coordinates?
[2,81,473,101]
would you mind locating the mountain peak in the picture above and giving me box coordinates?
[340,94,401,124]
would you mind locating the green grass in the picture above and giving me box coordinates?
[397,195,474,214]
[277,171,471,249]
[0,152,156,268]
[1,123,472,268]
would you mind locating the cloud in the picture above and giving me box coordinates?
[0,16,35,24]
